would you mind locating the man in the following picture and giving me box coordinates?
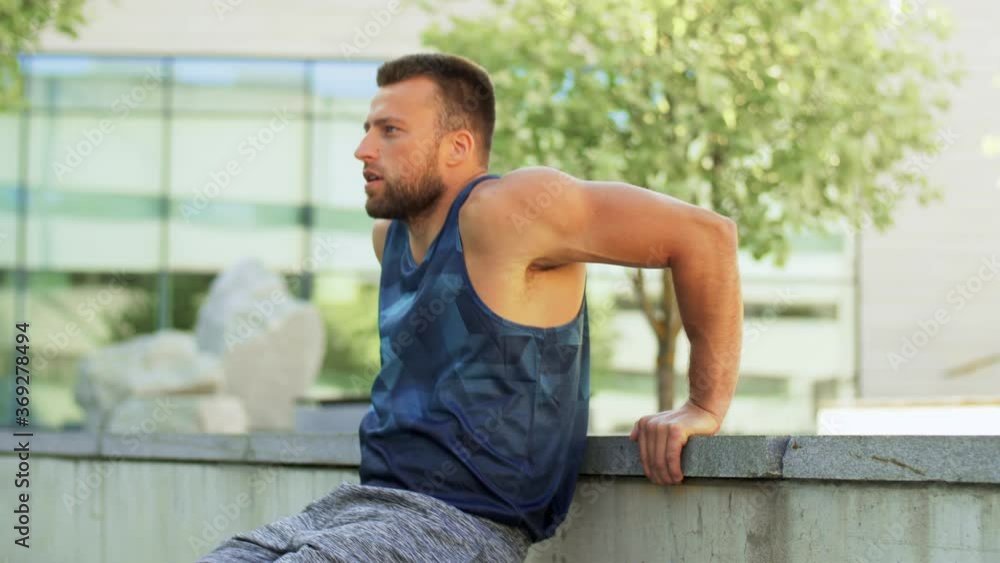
[200,52,741,563]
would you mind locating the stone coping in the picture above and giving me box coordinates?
[8,432,999,485]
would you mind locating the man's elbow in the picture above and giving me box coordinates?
[716,216,739,253]
[698,214,738,260]
[670,213,738,268]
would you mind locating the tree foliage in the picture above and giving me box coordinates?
[424,0,961,260]
[423,0,962,409]
[0,0,87,107]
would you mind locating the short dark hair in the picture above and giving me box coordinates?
[376,53,495,164]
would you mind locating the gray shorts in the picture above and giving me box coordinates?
[196,482,532,563]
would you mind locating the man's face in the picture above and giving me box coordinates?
[355,77,446,220]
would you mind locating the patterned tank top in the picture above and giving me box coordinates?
[358,173,590,542]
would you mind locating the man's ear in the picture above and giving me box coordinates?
[446,129,477,164]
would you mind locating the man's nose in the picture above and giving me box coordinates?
[354,133,377,162]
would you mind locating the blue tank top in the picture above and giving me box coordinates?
[358,173,590,542]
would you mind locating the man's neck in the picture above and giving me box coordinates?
[406,170,487,264]
[406,169,488,263]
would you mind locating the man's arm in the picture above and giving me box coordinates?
[495,166,743,485]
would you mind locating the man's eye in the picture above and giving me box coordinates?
[384,126,398,133]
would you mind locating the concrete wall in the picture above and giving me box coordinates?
[2,432,997,562]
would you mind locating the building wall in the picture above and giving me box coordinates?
[36,0,489,59]
[859,1,1000,398]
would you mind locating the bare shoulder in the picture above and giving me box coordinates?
[372,219,391,264]
[476,166,578,205]
[459,167,589,273]
[462,167,581,235]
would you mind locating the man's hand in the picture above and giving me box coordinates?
[629,401,722,485]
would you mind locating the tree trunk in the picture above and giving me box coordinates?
[631,268,685,412]
[656,342,675,412]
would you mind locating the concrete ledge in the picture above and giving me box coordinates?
[15,431,1000,484]
[26,431,361,466]
[103,432,248,462]
[580,435,788,478]
[246,433,361,466]
[784,435,1000,485]
[682,435,788,478]
[16,431,100,456]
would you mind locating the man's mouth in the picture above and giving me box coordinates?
[363,170,383,188]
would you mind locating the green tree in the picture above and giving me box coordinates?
[423,0,962,410]
[316,282,382,390]
[0,0,87,107]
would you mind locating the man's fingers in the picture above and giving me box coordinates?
[653,421,672,484]
[633,415,692,485]
[642,418,660,485]
[636,419,653,483]
[667,426,686,483]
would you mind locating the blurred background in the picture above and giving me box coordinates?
[1,0,998,437]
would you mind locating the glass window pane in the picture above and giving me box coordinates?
[309,229,378,274]
[168,221,305,272]
[24,55,166,112]
[173,59,306,114]
[27,114,163,195]
[26,215,161,272]
[313,207,371,233]
[170,117,306,205]
[0,113,21,186]
[170,199,298,226]
[312,61,380,114]
[26,190,161,271]
[0,188,15,269]
[0,270,10,422]
[311,61,377,209]
[312,103,368,208]
[1,113,19,271]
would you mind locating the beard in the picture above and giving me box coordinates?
[364,158,445,221]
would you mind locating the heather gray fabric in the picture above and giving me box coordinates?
[196,483,532,563]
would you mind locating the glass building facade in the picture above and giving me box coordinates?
[2,55,386,428]
[1,54,856,434]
